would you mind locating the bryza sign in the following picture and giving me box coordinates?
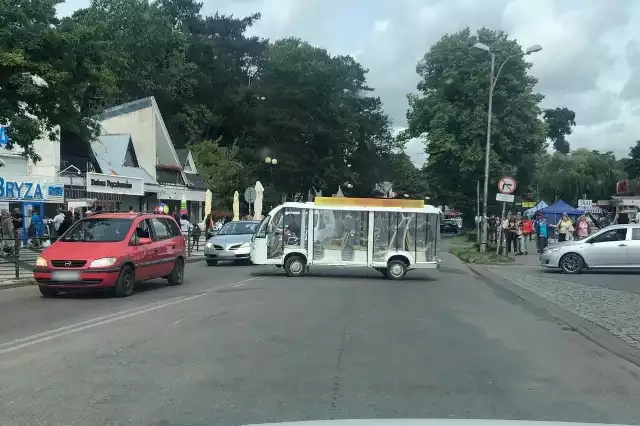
[0,177,44,200]
[86,172,144,196]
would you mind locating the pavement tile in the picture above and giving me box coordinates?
[487,267,640,350]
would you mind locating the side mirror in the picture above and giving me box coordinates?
[138,237,153,245]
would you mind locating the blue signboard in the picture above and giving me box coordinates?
[0,127,8,147]
[48,184,63,198]
[0,177,44,200]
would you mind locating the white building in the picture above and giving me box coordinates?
[98,97,207,220]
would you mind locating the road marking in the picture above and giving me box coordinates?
[0,277,262,355]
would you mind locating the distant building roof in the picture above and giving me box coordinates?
[185,173,208,190]
[100,97,153,121]
[90,134,159,185]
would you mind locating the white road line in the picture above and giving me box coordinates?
[0,277,262,355]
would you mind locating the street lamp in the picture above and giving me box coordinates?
[473,41,542,252]
[265,157,277,165]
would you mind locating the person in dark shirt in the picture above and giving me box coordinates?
[11,208,22,231]
[57,211,73,237]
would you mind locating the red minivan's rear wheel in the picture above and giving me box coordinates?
[167,258,184,286]
[114,265,135,297]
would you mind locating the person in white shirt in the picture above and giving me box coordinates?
[52,209,65,236]
[180,214,193,236]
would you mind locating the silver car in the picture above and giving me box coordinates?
[204,220,260,266]
[540,223,640,273]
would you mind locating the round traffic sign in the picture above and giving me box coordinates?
[497,176,517,194]
[244,187,257,203]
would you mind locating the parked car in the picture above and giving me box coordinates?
[440,219,459,234]
[33,212,186,298]
[540,223,640,274]
[204,220,260,266]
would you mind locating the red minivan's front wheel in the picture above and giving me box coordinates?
[39,286,58,298]
[114,265,135,297]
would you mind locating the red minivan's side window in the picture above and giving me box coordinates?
[164,218,182,237]
[150,218,172,241]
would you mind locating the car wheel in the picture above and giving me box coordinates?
[39,286,58,298]
[386,259,407,280]
[284,255,306,277]
[167,258,185,286]
[206,259,218,266]
[560,253,584,274]
[114,265,135,297]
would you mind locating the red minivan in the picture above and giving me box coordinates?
[34,212,186,298]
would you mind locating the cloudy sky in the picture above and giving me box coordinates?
[58,0,640,166]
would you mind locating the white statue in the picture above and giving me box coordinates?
[254,181,265,220]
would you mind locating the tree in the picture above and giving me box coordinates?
[242,38,395,198]
[188,139,245,208]
[621,140,640,180]
[543,107,575,154]
[535,149,625,203]
[404,28,547,216]
[384,153,429,199]
[0,0,114,160]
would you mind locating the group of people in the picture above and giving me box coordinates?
[494,212,595,255]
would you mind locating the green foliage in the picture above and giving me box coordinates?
[621,140,640,180]
[0,0,114,160]
[535,149,625,203]
[543,107,575,154]
[405,28,547,215]
[188,139,244,208]
[448,239,512,264]
[3,0,395,201]
[383,152,429,199]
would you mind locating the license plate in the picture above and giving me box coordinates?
[218,252,235,258]
[51,271,81,281]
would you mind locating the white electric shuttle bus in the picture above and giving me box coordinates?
[250,197,441,280]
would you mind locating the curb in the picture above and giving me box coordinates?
[468,264,640,368]
[0,257,205,291]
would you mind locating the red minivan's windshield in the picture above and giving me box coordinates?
[61,218,133,242]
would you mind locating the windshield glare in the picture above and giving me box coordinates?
[217,222,259,235]
[61,218,133,242]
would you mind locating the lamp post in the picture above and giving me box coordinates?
[473,42,542,252]
[264,157,278,206]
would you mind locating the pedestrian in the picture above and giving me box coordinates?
[535,214,549,253]
[505,216,518,255]
[576,216,590,240]
[0,209,14,256]
[52,208,65,237]
[180,213,193,237]
[554,213,573,242]
[520,216,533,255]
[57,211,73,237]
[191,219,202,249]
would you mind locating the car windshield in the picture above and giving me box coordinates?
[217,222,259,235]
[60,218,133,242]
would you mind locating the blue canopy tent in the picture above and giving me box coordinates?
[538,200,583,229]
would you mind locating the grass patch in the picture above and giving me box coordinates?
[447,237,513,265]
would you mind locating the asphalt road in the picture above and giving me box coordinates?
[2,256,640,425]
